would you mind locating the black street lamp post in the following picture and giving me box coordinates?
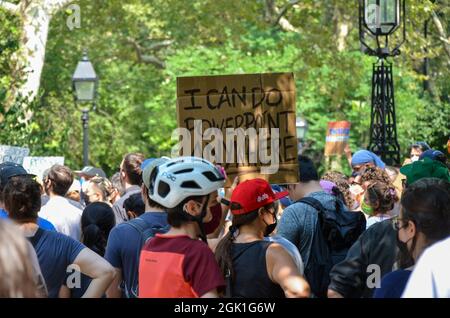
[72,51,98,167]
[359,0,406,165]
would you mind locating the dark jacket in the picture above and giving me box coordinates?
[328,219,398,298]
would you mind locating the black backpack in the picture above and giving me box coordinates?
[298,197,366,298]
[127,217,170,247]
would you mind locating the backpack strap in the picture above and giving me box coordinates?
[127,217,168,245]
[296,197,326,216]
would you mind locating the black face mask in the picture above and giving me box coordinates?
[264,220,277,237]
[263,211,277,237]
[396,235,415,269]
[197,198,210,243]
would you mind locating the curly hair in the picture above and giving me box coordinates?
[321,171,355,209]
[3,176,41,222]
[366,181,399,214]
[360,166,392,185]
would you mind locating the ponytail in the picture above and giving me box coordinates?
[81,202,116,257]
[82,223,105,256]
[215,225,237,279]
[214,209,260,280]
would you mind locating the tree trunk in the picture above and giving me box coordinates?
[333,5,351,52]
[431,10,450,61]
[16,1,51,103]
[5,0,71,113]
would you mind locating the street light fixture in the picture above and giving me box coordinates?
[296,116,308,155]
[72,50,98,167]
[359,0,405,165]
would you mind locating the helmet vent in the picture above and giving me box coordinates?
[174,168,194,174]
[202,171,221,182]
[158,181,171,198]
[180,181,201,189]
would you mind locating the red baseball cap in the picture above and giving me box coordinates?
[230,178,289,215]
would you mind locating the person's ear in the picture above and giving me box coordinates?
[257,207,265,217]
[258,207,271,221]
[405,220,416,240]
[44,178,52,192]
[184,200,202,217]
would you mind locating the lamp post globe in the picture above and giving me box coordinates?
[72,50,98,167]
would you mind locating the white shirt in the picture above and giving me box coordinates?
[402,236,450,298]
[366,214,392,229]
[39,196,82,241]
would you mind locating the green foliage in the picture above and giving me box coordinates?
[0,8,20,103]
[1,0,448,175]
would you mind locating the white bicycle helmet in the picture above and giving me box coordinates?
[149,156,225,208]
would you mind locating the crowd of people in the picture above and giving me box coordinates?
[0,141,449,298]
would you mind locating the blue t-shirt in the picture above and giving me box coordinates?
[0,208,56,231]
[373,269,412,298]
[28,228,85,298]
[105,212,168,298]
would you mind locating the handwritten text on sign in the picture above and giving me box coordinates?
[176,73,299,186]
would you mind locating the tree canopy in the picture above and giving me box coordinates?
[1,0,449,175]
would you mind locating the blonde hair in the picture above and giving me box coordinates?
[0,220,39,298]
[89,177,115,203]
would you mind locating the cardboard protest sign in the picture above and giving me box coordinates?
[0,145,30,164]
[23,157,65,180]
[176,73,299,187]
[324,121,351,156]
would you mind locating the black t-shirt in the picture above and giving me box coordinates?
[230,241,285,298]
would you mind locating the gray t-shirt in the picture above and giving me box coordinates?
[265,235,304,274]
[112,185,141,225]
[277,191,338,268]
